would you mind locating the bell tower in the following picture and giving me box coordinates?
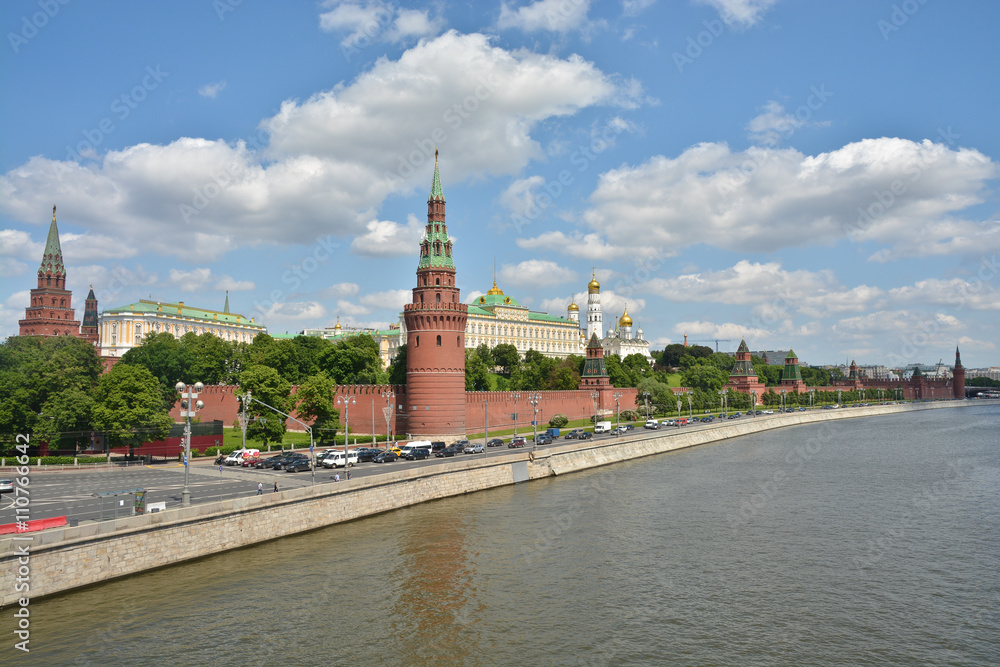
[402,151,469,439]
[19,205,82,338]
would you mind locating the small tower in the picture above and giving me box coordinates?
[402,151,469,439]
[725,338,767,406]
[579,332,611,390]
[780,348,807,392]
[618,305,633,340]
[567,295,579,325]
[953,346,965,399]
[223,290,230,314]
[586,269,603,340]
[19,205,82,338]
[81,285,99,345]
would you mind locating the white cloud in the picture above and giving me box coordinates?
[0,33,630,262]
[516,231,652,260]
[216,275,255,291]
[350,214,423,257]
[385,8,444,42]
[746,101,807,146]
[166,268,253,294]
[568,138,998,260]
[696,0,778,27]
[61,232,138,262]
[499,259,577,288]
[359,289,410,310]
[198,81,227,98]
[498,0,593,33]
[322,282,361,298]
[674,319,772,341]
[319,0,393,46]
[261,301,328,322]
[888,277,1000,311]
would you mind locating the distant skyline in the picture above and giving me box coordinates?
[1,1,998,368]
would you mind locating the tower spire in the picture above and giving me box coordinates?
[39,204,66,278]
[428,148,444,201]
[224,290,230,314]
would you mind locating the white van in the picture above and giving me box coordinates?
[224,449,259,466]
[644,419,659,429]
[399,441,432,459]
[594,421,612,434]
[322,451,359,468]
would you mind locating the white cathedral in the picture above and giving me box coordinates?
[566,270,654,363]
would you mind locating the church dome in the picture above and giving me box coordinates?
[486,279,504,296]
[334,317,342,330]
[567,296,579,312]
[588,270,600,294]
[618,305,632,327]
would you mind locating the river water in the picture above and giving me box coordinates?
[7,404,999,666]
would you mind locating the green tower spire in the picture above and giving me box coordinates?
[224,290,230,314]
[39,204,66,277]
[428,149,444,202]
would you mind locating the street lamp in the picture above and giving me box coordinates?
[677,397,682,419]
[809,389,815,409]
[686,390,693,418]
[512,392,521,436]
[837,389,842,407]
[381,391,395,448]
[528,393,540,450]
[336,395,356,459]
[750,391,757,416]
[175,381,204,507]
[642,391,651,420]
[612,391,622,429]
[780,389,787,413]
[719,389,727,416]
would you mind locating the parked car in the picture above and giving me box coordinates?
[508,436,527,448]
[577,432,593,440]
[613,425,628,435]
[285,458,312,473]
[323,451,359,468]
[436,446,463,457]
[453,438,470,451]
[0,479,13,494]
[273,454,309,470]
[374,451,399,463]
[564,429,584,439]
[404,448,430,461]
[225,449,260,466]
[255,454,288,469]
[429,442,448,454]
[356,448,382,462]
[241,454,261,467]
[728,413,740,419]
[487,438,505,447]
[464,443,485,454]
[535,433,553,445]
[799,407,807,411]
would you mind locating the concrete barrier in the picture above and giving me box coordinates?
[0,400,976,606]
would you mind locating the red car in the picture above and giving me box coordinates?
[508,436,527,448]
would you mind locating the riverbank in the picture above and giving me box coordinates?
[0,399,978,606]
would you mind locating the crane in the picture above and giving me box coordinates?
[688,338,732,353]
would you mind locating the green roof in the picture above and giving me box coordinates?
[39,206,65,277]
[428,151,444,202]
[528,312,574,324]
[785,348,797,359]
[474,293,523,308]
[102,299,265,329]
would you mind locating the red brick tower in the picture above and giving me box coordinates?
[579,332,611,390]
[953,346,965,399]
[725,338,767,405]
[780,348,807,392]
[19,205,82,338]
[80,285,99,345]
[402,151,469,439]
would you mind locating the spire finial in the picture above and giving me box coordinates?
[52,204,56,222]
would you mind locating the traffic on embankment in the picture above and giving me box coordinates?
[0,399,985,606]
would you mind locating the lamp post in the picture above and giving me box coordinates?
[381,391,395,449]
[686,391,693,418]
[241,392,315,485]
[837,389,842,407]
[175,381,204,507]
[750,391,757,416]
[780,390,786,413]
[612,391,622,430]
[528,393,540,450]
[677,398,682,419]
[642,391,651,420]
[809,389,815,409]
[590,391,599,431]
[512,392,521,436]
[337,395,356,461]
[719,389,727,416]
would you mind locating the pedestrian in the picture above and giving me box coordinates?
[334,473,340,483]
[273,481,279,493]
[256,481,263,495]
[346,470,351,481]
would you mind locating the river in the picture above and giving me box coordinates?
[6,403,998,666]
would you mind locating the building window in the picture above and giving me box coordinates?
[457,335,461,347]
[436,335,441,346]
[436,293,441,303]
[415,335,419,347]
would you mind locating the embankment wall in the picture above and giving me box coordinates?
[0,400,975,606]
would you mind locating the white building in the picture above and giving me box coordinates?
[99,296,265,359]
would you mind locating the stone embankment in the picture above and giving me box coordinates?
[0,400,974,605]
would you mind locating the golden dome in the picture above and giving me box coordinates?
[486,279,504,296]
[567,295,579,312]
[618,305,632,327]
[334,317,342,330]
[587,269,600,294]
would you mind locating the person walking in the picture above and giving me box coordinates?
[334,473,340,483]
[256,481,263,495]
[273,481,279,493]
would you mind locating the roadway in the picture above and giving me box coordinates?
[0,413,804,525]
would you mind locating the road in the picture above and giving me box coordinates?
[0,415,780,525]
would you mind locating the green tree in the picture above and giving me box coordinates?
[319,336,383,384]
[34,387,95,449]
[465,347,492,391]
[546,360,580,390]
[548,413,569,428]
[681,364,730,394]
[238,364,293,447]
[622,354,652,382]
[387,344,407,386]
[120,332,190,408]
[295,373,340,443]
[491,343,520,376]
[91,363,173,458]
[604,354,632,387]
[181,332,233,385]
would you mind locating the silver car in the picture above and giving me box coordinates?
[464,443,484,454]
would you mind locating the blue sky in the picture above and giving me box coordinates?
[2,0,998,368]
